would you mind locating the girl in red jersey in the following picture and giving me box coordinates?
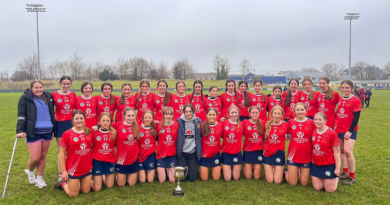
[187,80,207,122]
[204,86,222,122]
[311,112,341,192]
[171,81,190,121]
[237,80,250,121]
[242,107,266,180]
[335,80,362,185]
[74,82,97,129]
[301,78,320,119]
[91,113,116,191]
[263,106,289,184]
[250,80,268,121]
[199,108,223,181]
[220,79,239,120]
[221,106,243,181]
[282,78,302,122]
[135,80,156,123]
[56,110,92,197]
[115,83,136,122]
[52,76,76,182]
[318,76,340,128]
[285,103,315,186]
[138,110,157,183]
[95,82,116,122]
[267,85,283,119]
[156,107,178,183]
[112,107,140,187]
[154,80,171,123]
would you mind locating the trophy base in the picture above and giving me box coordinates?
[173,190,184,197]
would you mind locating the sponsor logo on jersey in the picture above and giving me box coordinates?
[122,129,126,133]
[225,126,229,130]
[161,129,165,133]
[247,126,252,130]
[99,101,103,105]
[102,143,109,149]
[297,131,304,138]
[175,99,178,103]
[80,143,87,150]
[227,98,230,102]
[209,103,213,106]
[271,102,274,106]
[209,136,215,142]
[156,100,160,103]
[292,125,296,130]
[144,138,150,144]
[301,97,305,100]
[314,144,321,151]
[312,136,316,141]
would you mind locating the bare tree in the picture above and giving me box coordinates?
[83,62,94,81]
[93,61,105,79]
[45,59,70,80]
[301,67,320,72]
[213,54,222,79]
[171,57,196,80]
[383,61,390,74]
[239,59,251,80]
[114,55,130,80]
[321,63,345,80]
[129,57,149,80]
[352,61,380,80]
[0,71,8,79]
[147,60,158,80]
[16,52,40,80]
[156,60,169,79]
[68,52,86,80]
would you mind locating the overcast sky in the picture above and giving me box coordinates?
[1,0,389,75]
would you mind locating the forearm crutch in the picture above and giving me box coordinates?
[2,135,19,199]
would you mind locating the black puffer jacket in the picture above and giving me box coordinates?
[16,89,55,138]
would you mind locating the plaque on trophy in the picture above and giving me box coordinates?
[171,166,188,197]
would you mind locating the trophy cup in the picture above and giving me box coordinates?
[171,166,188,197]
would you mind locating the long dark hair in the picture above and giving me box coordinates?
[60,76,72,84]
[157,79,171,106]
[30,80,47,104]
[120,83,132,105]
[202,108,218,137]
[238,80,250,107]
[190,80,204,103]
[340,80,354,95]
[123,107,140,139]
[319,76,334,101]
[253,79,266,104]
[101,82,115,105]
[249,106,263,135]
[176,81,186,95]
[285,78,299,106]
[272,85,283,104]
[136,79,150,108]
[225,79,238,102]
[72,110,91,135]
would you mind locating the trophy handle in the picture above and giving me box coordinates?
[183,166,189,179]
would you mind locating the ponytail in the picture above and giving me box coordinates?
[285,78,299,106]
[109,126,117,141]
[302,77,314,101]
[136,79,150,108]
[238,80,250,107]
[157,79,171,106]
[191,80,204,103]
[202,108,218,137]
[120,83,132,105]
[159,107,174,135]
[249,106,263,135]
[142,110,157,138]
[319,77,334,101]
[123,107,141,139]
[265,106,284,138]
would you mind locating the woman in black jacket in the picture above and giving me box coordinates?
[16,80,55,189]
[364,88,372,108]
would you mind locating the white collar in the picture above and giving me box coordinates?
[317,127,328,134]
[58,90,70,95]
[98,128,109,133]
[101,94,110,99]
[157,93,165,97]
[227,92,235,96]
[72,128,84,133]
[228,119,238,124]
[272,121,283,126]
[81,95,92,100]
[295,117,307,122]
[141,124,151,129]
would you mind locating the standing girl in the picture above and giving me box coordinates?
[156,107,178,183]
[115,83,136,122]
[364,87,372,108]
[95,82,116,121]
[138,110,157,183]
[204,86,222,122]
[154,80,171,123]
[267,85,283,119]
[135,80,156,123]
[237,80,250,121]
[282,78,302,122]
[301,78,320,119]
[335,80,362,185]
[220,79,238,121]
[250,80,268,121]
[74,82,97,129]
[187,80,207,122]
[171,81,190,121]
[318,77,340,128]
[199,108,223,181]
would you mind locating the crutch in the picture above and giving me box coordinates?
[2,134,20,199]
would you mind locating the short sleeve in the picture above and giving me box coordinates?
[353,98,362,112]
[331,132,340,147]
[60,132,69,148]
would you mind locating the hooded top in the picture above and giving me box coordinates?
[176,114,202,161]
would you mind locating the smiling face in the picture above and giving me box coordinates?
[164,111,173,124]
[239,83,247,93]
[227,82,235,93]
[184,107,194,120]
[271,108,283,123]
[100,115,111,130]
[158,82,167,94]
[289,80,298,92]
[176,83,185,95]
[294,104,306,119]
[314,114,326,128]
[228,108,239,122]
[122,85,132,98]
[194,83,202,95]
[249,108,259,121]
[143,113,153,126]
[209,88,218,98]
[303,80,312,93]
[124,110,135,124]
[32,82,44,97]
[341,83,353,97]
[102,85,112,97]
[318,79,328,92]
[207,110,217,124]
[82,84,93,97]
[73,113,85,129]
[254,82,262,94]
[60,79,71,93]
[141,83,149,94]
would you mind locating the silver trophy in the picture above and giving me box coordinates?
[171,166,188,197]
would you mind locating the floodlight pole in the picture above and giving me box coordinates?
[36,11,41,80]
[344,13,360,80]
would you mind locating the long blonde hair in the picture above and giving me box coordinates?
[159,107,174,135]
[249,106,263,136]
[302,77,314,101]
[293,102,307,118]
[265,106,284,138]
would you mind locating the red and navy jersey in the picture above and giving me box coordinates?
[135,92,155,123]
[267,96,282,119]
[112,122,139,165]
[95,94,117,121]
[335,96,362,133]
[170,94,190,121]
[187,94,207,122]
[204,97,222,122]
[115,95,137,122]
[220,92,238,119]
[264,121,289,157]
[138,125,157,163]
[60,128,93,177]
[300,91,320,117]
[312,127,340,166]
[318,91,340,128]
[156,122,178,160]
[237,91,249,117]
[201,122,223,158]
[282,91,302,120]
[92,129,116,163]
[287,118,315,164]
[221,120,243,154]
[154,94,171,122]
[52,91,76,121]
[74,95,97,129]
[242,119,266,152]
[249,93,268,120]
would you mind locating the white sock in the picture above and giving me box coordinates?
[37,176,43,180]
[28,170,34,175]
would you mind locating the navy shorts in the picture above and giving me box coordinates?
[116,159,139,174]
[311,163,336,179]
[221,152,243,166]
[55,120,72,137]
[287,160,312,168]
[26,133,52,144]
[139,152,156,170]
[243,150,264,164]
[337,131,357,140]
[199,153,221,167]
[284,119,290,123]
[68,171,92,179]
[263,150,285,166]
[307,116,314,120]
[157,156,177,168]
[92,159,115,176]
[240,116,250,121]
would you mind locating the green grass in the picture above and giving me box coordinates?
[0,91,389,204]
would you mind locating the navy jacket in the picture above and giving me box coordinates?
[176,117,202,162]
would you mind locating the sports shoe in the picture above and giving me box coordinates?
[35,178,47,188]
[57,176,63,182]
[54,179,65,190]
[25,169,36,184]
[342,177,356,185]
[339,172,349,180]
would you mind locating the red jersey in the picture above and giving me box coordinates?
[112,122,139,165]
[220,92,238,118]
[267,96,282,119]
[187,94,207,122]
[60,128,93,177]
[242,120,266,152]
[312,127,340,166]
[335,96,362,133]
[74,95,97,129]
[135,92,155,123]
[249,93,268,120]
[282,91,302,120]
[92,129,116,163]
[221,120,243,154]
[300,91,320,117]
[52,91,76,121]
[170,94,190,121]
[318,91,340,128]
[237,91,249,117]
[264,121,289,157]
[138,125,157,163]
[287,118,315,164]
[154,93,171,122]
[201,122,223,158]
[204,97,222,121]
[115,95,137,122]
[156,122,179,159]
[95,94,117,121]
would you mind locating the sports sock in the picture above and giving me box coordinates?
[59,172,62,177]
[37,176,43,180]
[349,172,355,179]
[343,168,348,174]
[61,182,67,188]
